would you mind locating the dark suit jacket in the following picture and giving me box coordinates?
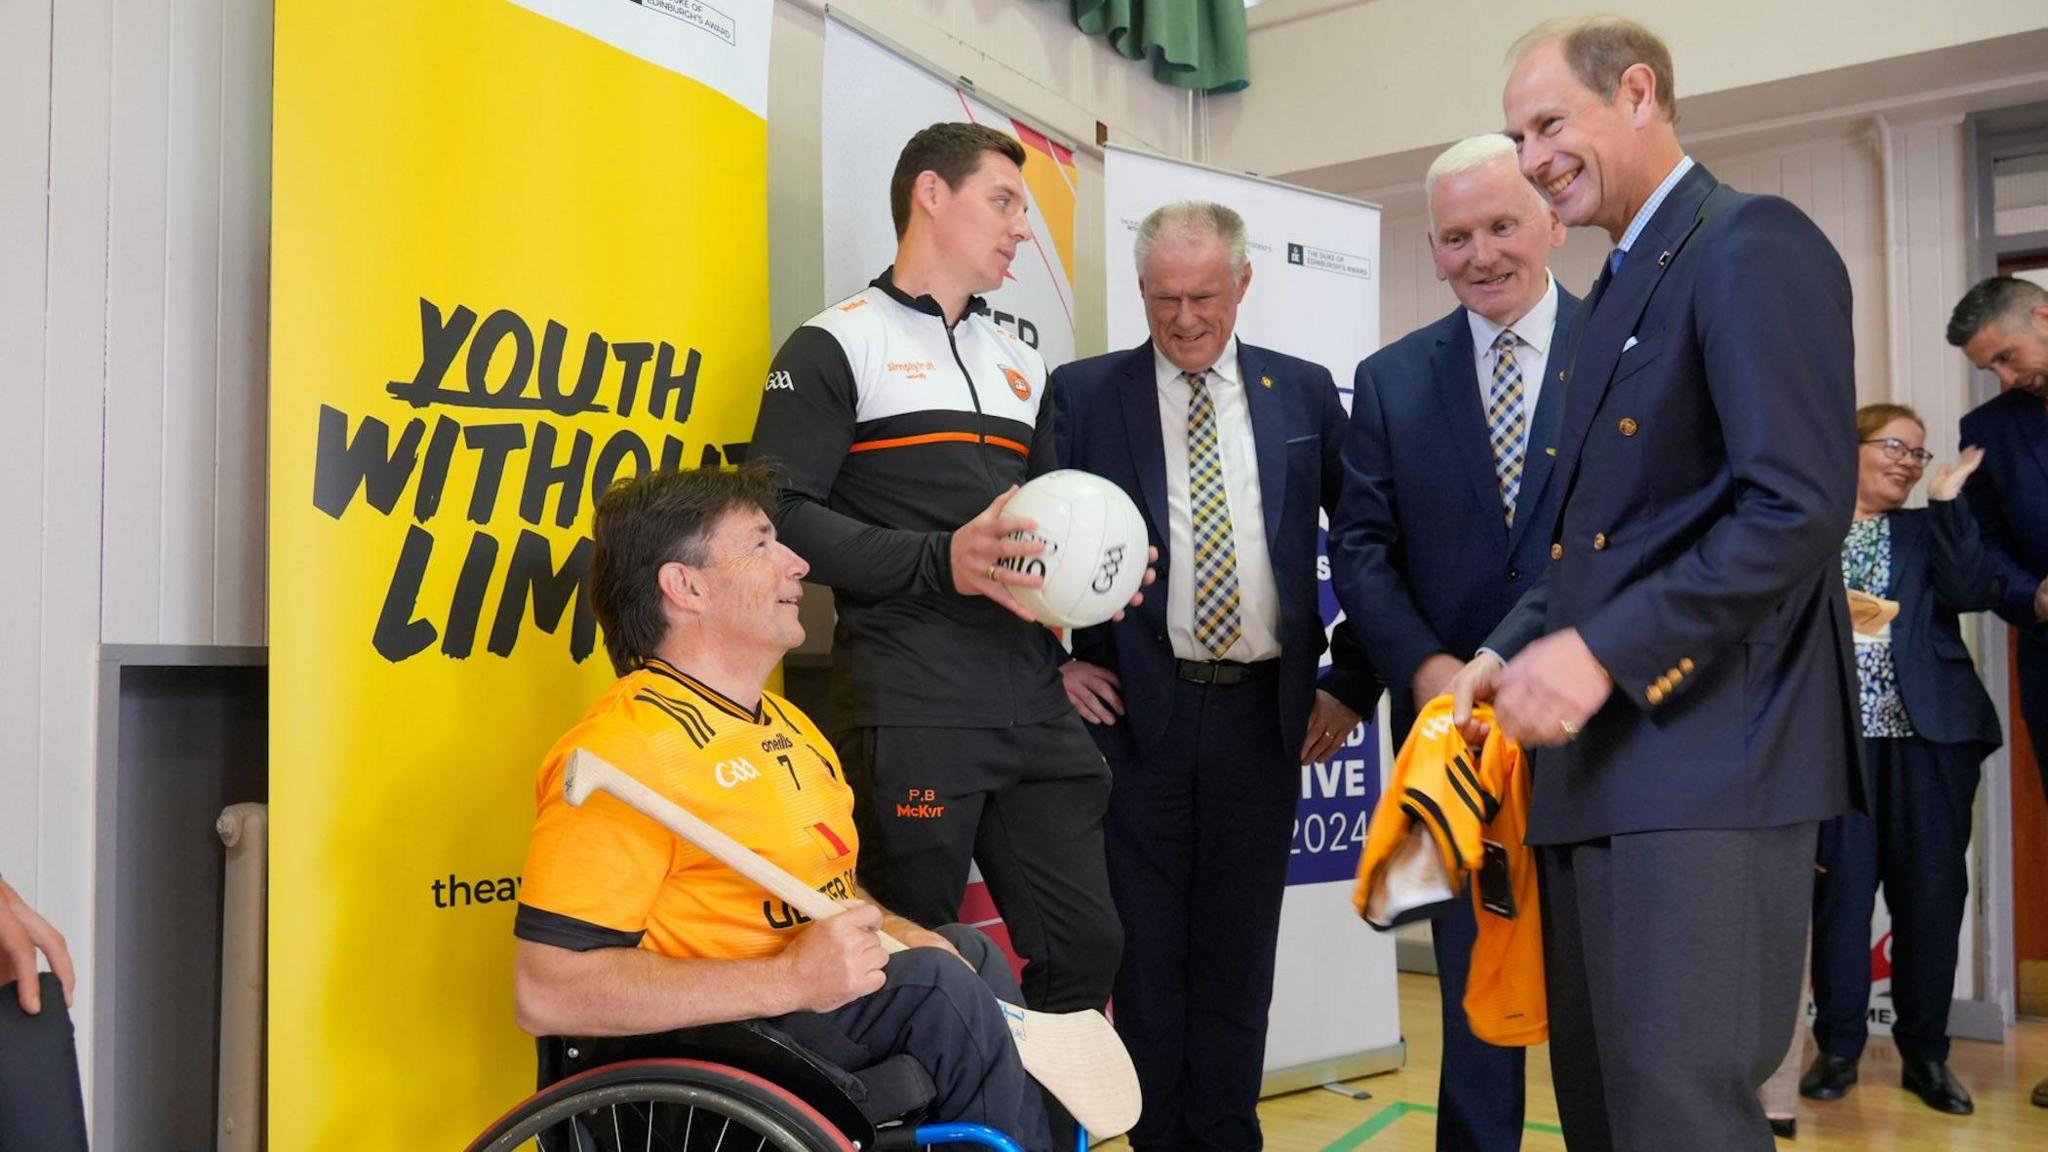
[1958,386,2048,742]
[1960,387,2048,638]
[1488,163,1864,844]
[1876,501,2003,754]
[1050,340,1382,761]
[1329,289,1580,741]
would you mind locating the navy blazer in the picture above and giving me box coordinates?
[1959,386,2048,640]
[1874,501,2003,754]
[1329,290,1580,741]
[1489,163,1864,843]
[1050,340,1382,761]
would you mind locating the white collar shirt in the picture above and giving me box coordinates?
[1152,335,1282,663]
[1465,270,1560,431]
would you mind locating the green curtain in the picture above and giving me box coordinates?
[1056,0,1251,94]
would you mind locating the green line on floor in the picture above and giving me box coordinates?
[1321,1101,1423,1150]
[1321,1101,1565,1148]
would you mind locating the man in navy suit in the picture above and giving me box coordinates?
[1328,132,1574,1152]
[1050,201,1381,1151]
[1946,274,2048,1111]
[1451,17,1861,1150]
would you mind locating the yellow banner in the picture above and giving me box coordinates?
[269,1,769,1145]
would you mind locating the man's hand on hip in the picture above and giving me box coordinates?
[1062,660,1125,725]
[1493,628,1613,748]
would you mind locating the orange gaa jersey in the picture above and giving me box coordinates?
[515,657,858,961]
[1354,698,1545,1046]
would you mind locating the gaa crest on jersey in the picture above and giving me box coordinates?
[1002,365,1032,400]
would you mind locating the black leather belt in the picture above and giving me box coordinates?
[1174,658,1268,685]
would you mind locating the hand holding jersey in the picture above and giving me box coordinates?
[1489,627,1613,748]
[1353,697,1545,1049]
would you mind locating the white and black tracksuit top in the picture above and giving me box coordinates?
[749,268,1068,729]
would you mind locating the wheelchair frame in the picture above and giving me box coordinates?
[464,1024,1078,1152]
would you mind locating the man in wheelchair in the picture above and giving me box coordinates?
[510,465,1052,1150]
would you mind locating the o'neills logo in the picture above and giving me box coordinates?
[1002,365,1031,400]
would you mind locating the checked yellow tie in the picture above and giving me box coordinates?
[1186,372,1243,656]
[1487,331,1527,528]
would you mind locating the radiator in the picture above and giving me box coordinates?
[216,803,268,1152]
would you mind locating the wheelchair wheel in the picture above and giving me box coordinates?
[468,1057,857,1152]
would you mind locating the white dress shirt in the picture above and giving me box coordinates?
[1465,271,1560,438]
[1154,336,1283,663]
[1616,155,1696,259]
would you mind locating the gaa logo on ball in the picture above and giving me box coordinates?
[998,470,1149,629]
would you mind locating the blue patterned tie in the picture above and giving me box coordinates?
[1186,373,1242,657]
[1487,332,1527,527]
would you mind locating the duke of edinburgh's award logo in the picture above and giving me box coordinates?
[1002,365,1032,400]
[1288,242,1375,280]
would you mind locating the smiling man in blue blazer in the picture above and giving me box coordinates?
[1328,133,1575,1152]
[1451,17,1862,1151]
[1946,274,2048,1112]
[1050,201,1380,1152]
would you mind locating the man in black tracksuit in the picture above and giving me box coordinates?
[748,124,1124,1048]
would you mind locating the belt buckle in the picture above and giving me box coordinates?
[1179,659,1240,685]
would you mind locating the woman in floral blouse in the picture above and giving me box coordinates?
[1798,404,1999,1117]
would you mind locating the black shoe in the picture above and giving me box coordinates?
[1768,1117,1796,1139]
[2033,1074,2048,1108]
[1798,1053,1858,1101]
[1900,1059,1973,1115]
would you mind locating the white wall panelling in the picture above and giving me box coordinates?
[1,0,58,897]
[1887,119,1974,455]
[215,0,273,645]
[102,0,271,648]
[102,0,172,644]
[7,0,117,1107]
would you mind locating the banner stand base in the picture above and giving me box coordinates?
[1260,1040,1406,1099]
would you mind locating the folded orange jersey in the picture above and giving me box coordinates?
[1353,697,1545,1046]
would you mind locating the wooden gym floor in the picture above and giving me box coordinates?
[1095,972,2048,1150]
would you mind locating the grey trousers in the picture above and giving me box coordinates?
[1538,824,1817,1152]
